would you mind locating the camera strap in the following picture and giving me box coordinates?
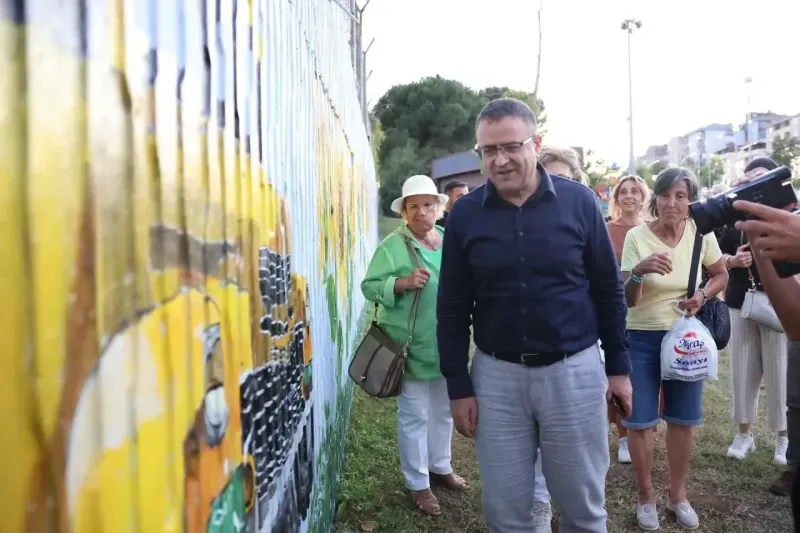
[687,228,703,299]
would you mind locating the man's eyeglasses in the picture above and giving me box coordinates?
[474,137,534,159]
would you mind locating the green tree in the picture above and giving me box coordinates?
[634,160,669,189]
[681,157,697,174]
[372,76,547,214]
[477,86,547,133]
[369,114,385,184]
[635,164,654,188]
[377,140,427,216]
[772,134,800,168]
[698,156,726,188]
[373,76,484,164]
[582,149,612,190]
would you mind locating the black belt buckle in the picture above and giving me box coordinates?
[519,353,540,367]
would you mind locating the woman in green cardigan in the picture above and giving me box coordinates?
[361,175,469,517]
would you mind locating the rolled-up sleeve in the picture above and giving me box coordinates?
[361,245,399,309]
[583,198,631,376]
[702,232,723,267]
[437,210,476,400]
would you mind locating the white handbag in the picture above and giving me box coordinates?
[739,270,784,333]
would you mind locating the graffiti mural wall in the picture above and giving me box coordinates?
[0,1,376,532]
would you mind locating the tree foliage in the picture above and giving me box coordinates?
[772,134,800,168]
[372,76,546,215]
[697,156,726,188]
[675,156,725,188]
[581,149,620,190]
[477,87,547,134]
[635,160,668,188]
[369,115,385,183]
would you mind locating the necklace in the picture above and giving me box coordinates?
[413,231,440,250]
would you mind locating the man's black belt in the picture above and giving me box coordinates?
[490,349,580,368]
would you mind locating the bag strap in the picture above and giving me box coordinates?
[401,235,423,351]
[369,232,424,353]
[687,227,703,299]
[740,232,758,291]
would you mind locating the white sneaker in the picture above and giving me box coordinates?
[532,501,553,533]
[636,503,659,531]
[726,433,755,460]
[667,499,699,530]
[618,436,632,464]
[775,437,789,466]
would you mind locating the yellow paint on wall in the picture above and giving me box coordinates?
[0,0,375,529]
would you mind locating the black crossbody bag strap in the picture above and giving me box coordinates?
[687,229,703,299]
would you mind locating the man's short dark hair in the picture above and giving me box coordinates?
[475,97,538,134]
[744,156,778,174]
[444,181,469,193]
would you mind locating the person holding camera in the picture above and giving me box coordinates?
[718,158,790,469]
[734,197,800,507]
[734,198,800,266]
[620,167,729,530]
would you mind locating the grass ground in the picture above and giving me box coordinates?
[337,324,793,531]
[378,215,402,240]
[337,218,794,532]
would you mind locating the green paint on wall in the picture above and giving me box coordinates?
[308,307,370,533]
[325,274,339,343]
[206,467,246,533]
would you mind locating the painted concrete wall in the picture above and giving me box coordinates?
[0,1,377,532]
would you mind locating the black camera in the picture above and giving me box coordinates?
[689,165,800,278]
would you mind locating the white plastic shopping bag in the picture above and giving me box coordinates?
[660,315,719,382]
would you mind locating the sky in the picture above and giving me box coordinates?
[361,0,800,166]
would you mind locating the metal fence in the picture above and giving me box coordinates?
[0,1,377,532]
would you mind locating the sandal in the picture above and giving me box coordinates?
[430,472,469,490]
[410,488,442,517]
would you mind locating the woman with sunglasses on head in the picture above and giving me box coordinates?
[606,175,652,464]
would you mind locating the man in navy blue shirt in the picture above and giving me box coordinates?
[437,98,632,533]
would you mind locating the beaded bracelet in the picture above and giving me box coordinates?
[629,272,645,284]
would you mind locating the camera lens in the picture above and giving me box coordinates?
[690,166,795,235]
[689,195,731,236]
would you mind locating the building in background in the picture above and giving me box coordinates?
[667,136,689,165]
[767,114,800,151]
[736,111,790,146]
[644,112,794,174]
[685,123,734,162]
[638,143,669,166]
[432,150,485,191]
[716,141,770,180]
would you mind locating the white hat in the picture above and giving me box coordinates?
[390,174,450,214]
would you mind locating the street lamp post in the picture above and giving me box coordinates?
[621,18,642,175]
[744,76,753,162]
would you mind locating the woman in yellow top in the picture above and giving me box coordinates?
[620,167,728,531]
